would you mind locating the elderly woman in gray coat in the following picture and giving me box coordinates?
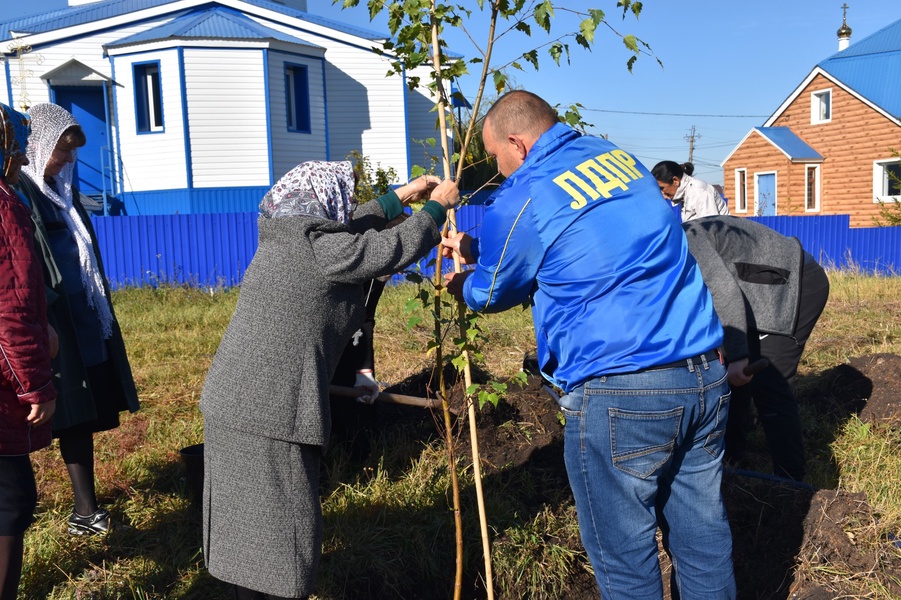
[199,160,459,600]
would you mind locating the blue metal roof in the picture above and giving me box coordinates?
[817,17,901,118]
[755,127,823,162]
[107,6,321,48]
[1,0,386,43]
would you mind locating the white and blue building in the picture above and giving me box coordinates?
[1,0,447,215]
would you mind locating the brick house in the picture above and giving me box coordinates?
[721,14,901,227]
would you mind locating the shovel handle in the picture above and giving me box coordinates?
[742,358,769,377]
[329,384,450,412]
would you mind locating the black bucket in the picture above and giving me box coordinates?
[179,443,204,505]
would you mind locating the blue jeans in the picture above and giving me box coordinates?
[558,356,735,600]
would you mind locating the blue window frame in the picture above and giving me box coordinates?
[134,61,164,133]
[285,64,311,133]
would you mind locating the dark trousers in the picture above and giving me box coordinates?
[726,261,830,480]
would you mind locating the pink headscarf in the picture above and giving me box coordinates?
[260,160,356,223]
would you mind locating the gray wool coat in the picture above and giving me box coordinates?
[682,215,809,362]
[200,198,442,446]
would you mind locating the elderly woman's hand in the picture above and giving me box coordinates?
[428,179,460,209]
[394,175,441,205]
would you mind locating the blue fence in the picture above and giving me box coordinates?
[92,210,901,290]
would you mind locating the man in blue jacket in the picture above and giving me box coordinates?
[443,90,735,599]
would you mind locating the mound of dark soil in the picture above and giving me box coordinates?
[375,354,901,599]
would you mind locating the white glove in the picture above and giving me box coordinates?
[354,370,380,404]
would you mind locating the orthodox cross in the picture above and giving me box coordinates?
[3,36,45,111]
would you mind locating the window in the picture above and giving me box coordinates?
[811,89,831,124]
[285,64,311,133]
[873,159,901,202]
[805,164,820,211]
[134,62,163,133]
[735,169,748,212]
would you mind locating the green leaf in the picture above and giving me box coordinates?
[410,164,427,178]
[406,315,422,330]
[549,42,563,66]
[466,384,480,395]
[522,49,539,70]
[575,34,590,51]
[404,297,421,313]
[514,21,531,36]
[626,54,638,72]
[492,70,507,94]
[405,272,423,285]
[622,34,639,53]
[579,17,597,44]
[478,391,500,409]
[533,0,553,33]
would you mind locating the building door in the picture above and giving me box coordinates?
[755,172,777,216]
[51,86,109,201]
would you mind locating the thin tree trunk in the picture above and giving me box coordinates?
[429,3,496,598]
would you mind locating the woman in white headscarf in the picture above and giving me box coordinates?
[200,161,458,599]
[16,102,139,537]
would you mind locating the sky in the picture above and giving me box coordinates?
[7,0,900,185]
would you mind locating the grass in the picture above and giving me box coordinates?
[17,272,901,599]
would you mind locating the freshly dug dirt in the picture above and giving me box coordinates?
[376,354,901,599]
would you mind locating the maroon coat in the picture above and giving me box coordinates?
[0,183,56,455]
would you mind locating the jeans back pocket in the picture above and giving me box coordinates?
[609,407,683,479]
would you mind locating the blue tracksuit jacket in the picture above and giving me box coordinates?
[463,123,723,392]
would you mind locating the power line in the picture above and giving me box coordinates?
[583,107,768,118]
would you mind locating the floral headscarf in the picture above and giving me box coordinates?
[260,160,356,223]
[0,102,30,181]
[21,103,114,339]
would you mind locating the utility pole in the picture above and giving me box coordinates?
[685,125,700,163]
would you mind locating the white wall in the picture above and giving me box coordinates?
[4,19,180,192]
[183,48,269,188]
[113,49,189,192]
[268,50,327,181]
[249,14,424,180]
[7,21,169,109]
[5,2,444,192]
[404,66,452,176]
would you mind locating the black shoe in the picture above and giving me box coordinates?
[68,508,111,536]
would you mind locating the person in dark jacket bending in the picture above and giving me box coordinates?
[200,161,458,599]
[682,216,830,481]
